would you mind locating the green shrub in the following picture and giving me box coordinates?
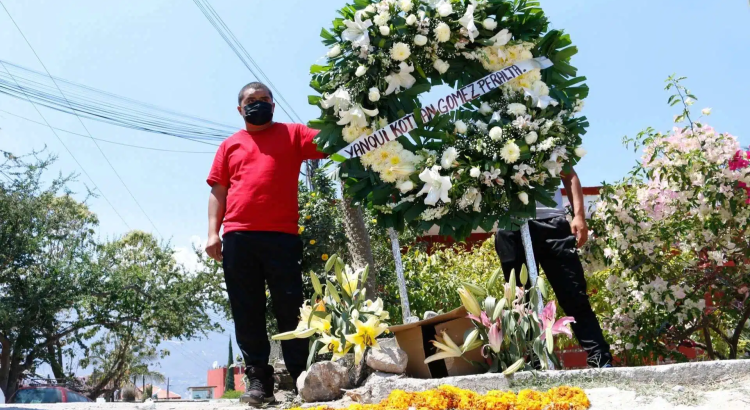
[221,390,242,399]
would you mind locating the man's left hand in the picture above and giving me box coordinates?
[570,216,589,248]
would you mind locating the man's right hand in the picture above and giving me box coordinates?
[206,234,223,261]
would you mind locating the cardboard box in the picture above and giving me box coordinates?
[388,307,484,378]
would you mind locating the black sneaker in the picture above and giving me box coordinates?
[586,351,613,368]
[263,364,276,404]
[240,366,268,407]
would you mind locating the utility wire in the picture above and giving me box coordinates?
[0,60,132,230]
[0,109,217,153]
[1,1,163,237]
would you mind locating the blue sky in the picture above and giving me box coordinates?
[2,0,748,397]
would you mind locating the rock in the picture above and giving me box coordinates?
[274,372,295,390]
[423,311,439,320]
[672,385,685,392]
[297,361,351,402]
[366,340,408,374]
[335,353,373,387]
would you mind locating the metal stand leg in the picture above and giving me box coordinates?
[388,228,417,324]
[519,221,554,369]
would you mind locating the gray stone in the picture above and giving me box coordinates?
[672,385,685,392]
[423,311,439,320]
[335,353,373,387]
[365,340,408,374]
[297,361,351,402]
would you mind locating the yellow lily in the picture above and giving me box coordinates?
[458,286,483,316]
[341,265,362,297]
[364,297,390,321]
[424,331,463,364]
[317,335,353,361]
[345,316,388,363]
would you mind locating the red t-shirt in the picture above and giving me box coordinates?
[207,123,326,235]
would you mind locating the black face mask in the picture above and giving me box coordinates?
[243,101,274,126]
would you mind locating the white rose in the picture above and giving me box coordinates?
[355,66,368,77]
[470,167,481,178]
[575,147,587,158]
[398,180,415,193]
[435,22,451,42]
[399,0,413,12]
[437,2,453,17]
[455,120,467,134]
[702,107,712,116]
[365,5,376,14]
[414,34,428,46]
[368,87,381,102]
[327,44,341,58]
[507,103,526,116]
[525,131,538,145]
[441,147,459,169]
[433,59,450,74]
[518,192,529,205]
[482,18,497,30]
[379,25,390,36]
[391,42,411,61]
[479,102,493,115]
[489,127,503,141]
[406,14,418,26]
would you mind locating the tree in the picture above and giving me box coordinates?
[583,78,750,362]
[338,182,378,298]
[0,151,226,399]
[224,337,235,392]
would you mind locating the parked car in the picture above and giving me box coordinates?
[9,386,92,403]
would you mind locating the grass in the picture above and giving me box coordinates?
[220,389,243,399]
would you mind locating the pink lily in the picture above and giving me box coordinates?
[539,301,575,340]
[488,322,503,353]
[468,311,491,327]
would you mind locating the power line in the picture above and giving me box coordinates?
[0,60,132,230]
[0,109,218,153]
[1,1,163,237]
[191,0,304,124]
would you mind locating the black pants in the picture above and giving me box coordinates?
[495,216,612,367]
[222,231,308,382]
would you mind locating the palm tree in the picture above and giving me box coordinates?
[338,181,377,297]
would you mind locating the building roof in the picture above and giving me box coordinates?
[187,386,217,390]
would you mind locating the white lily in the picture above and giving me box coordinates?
[491,29,512,47]
[416,166,452,206]
[440,147,459,169]
[523,82,559,109]
[337,104,379,128]
[384,62,417,95]
[320,87,351,113]
[342,11,373,48]
[458,0,479,42]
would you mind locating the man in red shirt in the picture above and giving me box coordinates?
[206,82,325,406]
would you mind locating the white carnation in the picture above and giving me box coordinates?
[440,147,459,169]
[406,14,418,25]
[391,42,411,61]
[373,12,390,27]
[355,66,368,77]
[489,127,503,141]
[414,34,428,46]
[507,103,527,116]
[399,0,413,12]
[518,192,529,205]
[525,131,538,145]
[435,22,451,42]
[575,147,587,158]
[368,87,381,102]
[470,167,481,178]
[454,120,468,134]
[327,44,341,58]
[433,59,450,74]
[500,141,521,163]
[482,18,497,30]
[479,102,493,115]
[380,26,390,36]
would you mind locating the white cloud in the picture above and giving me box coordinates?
[173,235,207,274]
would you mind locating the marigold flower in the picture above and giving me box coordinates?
[322,254,329,261]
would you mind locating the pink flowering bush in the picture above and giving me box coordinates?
[583,77,750,362]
